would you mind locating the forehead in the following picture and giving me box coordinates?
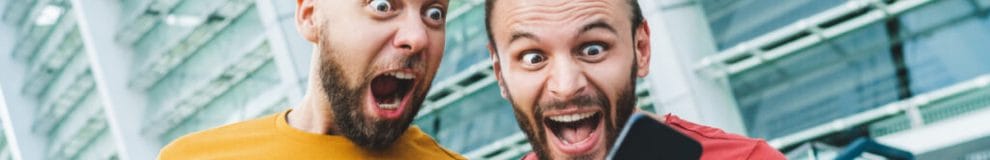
[490,0,628,35]
[319,0,449,8]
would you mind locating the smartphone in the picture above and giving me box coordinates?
[606,112,702,160]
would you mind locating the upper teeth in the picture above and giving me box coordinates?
[386,72,415,80]
[548,112,595,123]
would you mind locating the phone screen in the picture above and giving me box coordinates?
[606,112,702,160]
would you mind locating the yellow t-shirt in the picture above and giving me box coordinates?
[159,109,466,159]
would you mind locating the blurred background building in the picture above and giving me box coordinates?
[0,0,988,159]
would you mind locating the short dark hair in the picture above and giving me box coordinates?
[484,0,644,53]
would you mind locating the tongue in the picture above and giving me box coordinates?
[560,124,593,144]
[372,76,399,97]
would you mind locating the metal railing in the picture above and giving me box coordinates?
[127,0,255,90]
[415,60,496,119]
[694,0,938,79]
[768,74,990,149]
[142,41,272,138]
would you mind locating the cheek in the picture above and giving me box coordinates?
[504,71,545,107]
[324,29,388,84]
[428,32,446,69]
[591,66,631,88]
[586,55,635,103]
[508,86,541,131]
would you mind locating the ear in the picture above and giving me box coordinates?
[634,20,651,78]
[296,0,318,42]
[488,44,510,99]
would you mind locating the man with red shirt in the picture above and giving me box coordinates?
[482,0,787,159]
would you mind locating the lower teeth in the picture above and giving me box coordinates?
[378,97,401,109]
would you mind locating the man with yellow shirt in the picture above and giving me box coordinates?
[159,0,464,159]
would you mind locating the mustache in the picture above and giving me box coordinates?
[536,94,609,111]
[376,53,425,71]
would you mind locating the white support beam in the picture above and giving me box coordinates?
[20,27,82,98]
[255,0,304,104]
[26,9,76,66]
[414,60,495,119]
[224,85,288,124]
[113,0,179,45]
[639,0,747,135]
[47,108,109,160]
[694,0,938,78]
[768,74,990,149]
[463,132,528,159]
[69,0,159,160]
[32,72,94,135]
[142,41,272,138]
[15,0,53,34]
[0,21,48,160]
[0,85,46,160]
[127,0,255,91]
[877,105,990,154]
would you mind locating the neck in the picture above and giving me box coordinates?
[287,48,337,135]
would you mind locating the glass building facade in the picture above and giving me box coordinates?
[0,0,988,159]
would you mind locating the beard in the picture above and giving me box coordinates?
[504,72,637,160]
[317,30,427,151]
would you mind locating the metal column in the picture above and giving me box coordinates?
[70,0,159,159]
[255,0,309,105]
[640,0,747,135]
[0,20,47,160]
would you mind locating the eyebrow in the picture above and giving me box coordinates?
[508,31,539,45]
[429,0,445,6]
[580,20,618,35]
[505,20,616,46]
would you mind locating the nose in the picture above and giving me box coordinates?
[547,56,588,101]
[392,14,430,55]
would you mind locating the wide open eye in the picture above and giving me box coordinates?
[425,7,444,22]
[521,51,547,65]
[369,0,392,13]
[580,43,606,57]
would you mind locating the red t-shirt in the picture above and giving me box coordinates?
[522,114,786,160]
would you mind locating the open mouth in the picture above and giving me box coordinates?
[368,71,416,119]
[544,110,604,155]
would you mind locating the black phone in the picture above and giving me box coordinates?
[606,112,702,160]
